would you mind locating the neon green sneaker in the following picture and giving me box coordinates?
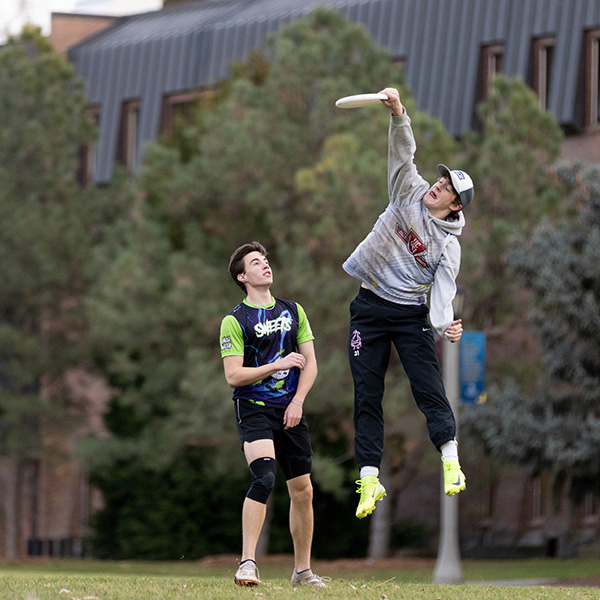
[442,457,466,496]
[355,475,386,519]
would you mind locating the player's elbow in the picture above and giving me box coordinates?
[224,371,241,388]
[225,375,240,388]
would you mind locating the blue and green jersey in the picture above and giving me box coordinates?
[220,297,314,407]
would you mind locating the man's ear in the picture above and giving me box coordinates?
[237,273,246,283]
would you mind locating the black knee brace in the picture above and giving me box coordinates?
[247,457,276,504]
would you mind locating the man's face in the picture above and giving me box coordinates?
[424,176,461,213]
[239,251,273,289]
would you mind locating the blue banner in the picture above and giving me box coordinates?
[460,331,486,404]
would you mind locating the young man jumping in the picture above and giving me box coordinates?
[220,241,328,588]
[344,88,473,519]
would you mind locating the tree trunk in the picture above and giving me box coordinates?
[367,456,391,560]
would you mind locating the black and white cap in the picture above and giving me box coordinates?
[437,164,474,208]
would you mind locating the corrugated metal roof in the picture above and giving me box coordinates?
[67,0,600,182]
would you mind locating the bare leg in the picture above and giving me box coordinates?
[241,497,266,562]
[241,439,276,562]
[287,474,314,572]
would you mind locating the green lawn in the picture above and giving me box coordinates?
[0,557,597,600]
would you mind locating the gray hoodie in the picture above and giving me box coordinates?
[343,112,464,336]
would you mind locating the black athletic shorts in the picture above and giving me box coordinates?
[234,398,313,480]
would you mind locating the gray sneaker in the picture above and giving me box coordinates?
[234,560,260,586]
[291,569,330,588]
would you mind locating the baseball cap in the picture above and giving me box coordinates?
[437,164,474,208]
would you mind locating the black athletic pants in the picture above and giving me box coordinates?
[348,287,456,469]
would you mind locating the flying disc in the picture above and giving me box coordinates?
[335,92,388,108]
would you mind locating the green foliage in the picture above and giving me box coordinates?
[461,75,564,333]
[140,7,401,251]
[462,163,600,500]
[89,448,245,560]
[0,27,95,198]
[82,212,238,472]
[391,518,432,550]
[0,26,118,458]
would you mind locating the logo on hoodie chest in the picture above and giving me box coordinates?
[396,224,428,268]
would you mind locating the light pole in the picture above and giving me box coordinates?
[433,288,464,584]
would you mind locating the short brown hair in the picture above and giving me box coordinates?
[228,241,268,293]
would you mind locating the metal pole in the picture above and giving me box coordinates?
[433,338,464,584]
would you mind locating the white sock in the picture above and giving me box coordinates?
[360,466,379,478]
[441,440,458,460]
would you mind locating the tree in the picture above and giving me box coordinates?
[457,75,565,395]
[456,76,592,555]
[0,26,123,557]
[463,162,600,505]
[461,74,564,323]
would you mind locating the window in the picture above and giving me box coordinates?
[116,99,141,171]
[531,36,555,110]
[586,29,600,128]
[532,477,542,520]
[77,106,100,185]
[160,89,214,135]
[482,43,504,98]
[391,56,407,72]
[530,475,550,524]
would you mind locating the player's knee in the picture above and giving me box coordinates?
[247,457,277,504]
[290,476,313,504]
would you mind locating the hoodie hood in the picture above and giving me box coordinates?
[426,205,465,237]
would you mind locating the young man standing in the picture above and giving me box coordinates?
[344,88,473,519]
[220,241,328,588]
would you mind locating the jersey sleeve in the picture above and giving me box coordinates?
[296,303,315,345]
[220,314,245,358]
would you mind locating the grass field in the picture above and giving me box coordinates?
[0,556,598,600]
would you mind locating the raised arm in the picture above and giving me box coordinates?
[379,88,428,206]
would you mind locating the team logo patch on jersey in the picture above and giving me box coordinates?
[396,223,428,268]
[221,335,232,351]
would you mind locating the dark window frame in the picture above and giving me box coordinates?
[530,36,556,110]
[116,98,141,171]
[585,28,600,129]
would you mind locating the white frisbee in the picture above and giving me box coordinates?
[335,92,388,109]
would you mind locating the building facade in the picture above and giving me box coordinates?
[59,0,600,183]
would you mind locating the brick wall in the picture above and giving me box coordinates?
[49,13,120,56]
